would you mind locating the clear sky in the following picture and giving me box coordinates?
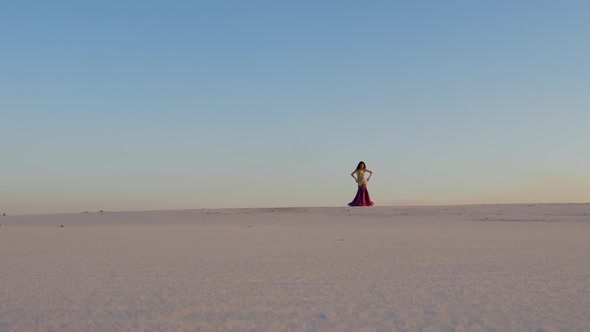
[2,1,589,214]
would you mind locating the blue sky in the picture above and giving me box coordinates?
[2,1,589,214]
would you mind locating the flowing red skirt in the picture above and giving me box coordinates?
[348,184,374,206]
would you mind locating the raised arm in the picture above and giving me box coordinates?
[366,169,373,181]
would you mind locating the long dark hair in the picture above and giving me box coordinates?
[355,161,366,171]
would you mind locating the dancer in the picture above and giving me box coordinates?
[348,161,374,206]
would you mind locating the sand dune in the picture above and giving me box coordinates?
[1,204,589,331]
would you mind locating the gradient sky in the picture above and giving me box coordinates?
[2,1,590,214]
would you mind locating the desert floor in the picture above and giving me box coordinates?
[1,204,589,331]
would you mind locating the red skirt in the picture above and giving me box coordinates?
[348,184,374,206]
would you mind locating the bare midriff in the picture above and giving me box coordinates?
[356,170,367,186]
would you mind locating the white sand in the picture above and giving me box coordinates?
[1,204,589,331]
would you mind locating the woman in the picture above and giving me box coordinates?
[348,161,374,206]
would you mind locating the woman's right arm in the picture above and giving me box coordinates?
[351,171,357,182]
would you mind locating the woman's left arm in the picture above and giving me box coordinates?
[366,169,373,181]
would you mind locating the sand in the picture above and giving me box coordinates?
[1,204,589,331]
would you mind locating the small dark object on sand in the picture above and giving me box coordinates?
[60,225,64,228]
